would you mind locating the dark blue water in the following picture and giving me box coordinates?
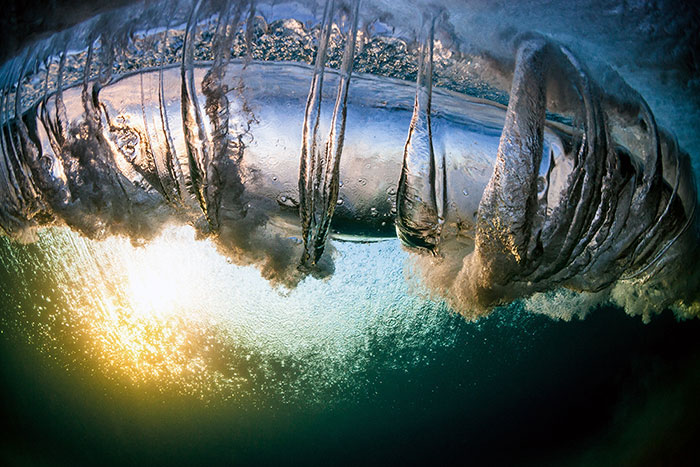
[1,0,699,463]
[1,238,699,466]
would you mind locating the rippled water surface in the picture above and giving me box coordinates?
[1,0,700,465]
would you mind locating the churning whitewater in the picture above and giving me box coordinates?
[0,0,697,320]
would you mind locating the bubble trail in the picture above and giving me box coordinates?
[299,0,360,267]
[157,12,186,206]
[200,0,251,231]
[181,0,212,226]
[395,15,443,253]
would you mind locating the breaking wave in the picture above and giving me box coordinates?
[0,0,698,321]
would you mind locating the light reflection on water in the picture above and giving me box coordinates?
[0,226,463,402]
[2,225,700,465]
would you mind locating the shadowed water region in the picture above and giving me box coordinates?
[1,228,699,465]
[1,0,700,465]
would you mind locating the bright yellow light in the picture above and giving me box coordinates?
[25,224,448,400]
[34,226,249,397]
[122,233,207,319]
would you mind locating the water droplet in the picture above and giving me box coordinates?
[358,178,367,186]
[370,207,378,217]
[386,186,396,195]
[462,189,469,196]
[339,181,344,187]
[336,198,344,206]
[272,175,278,181]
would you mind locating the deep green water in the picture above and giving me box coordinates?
[0,231,699,466]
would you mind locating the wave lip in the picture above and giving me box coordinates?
[0,0,697,318]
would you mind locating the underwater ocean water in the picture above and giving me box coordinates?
[1,0,700,465]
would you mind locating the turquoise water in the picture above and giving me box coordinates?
[1,228,699,465]
[1,0,699,464]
